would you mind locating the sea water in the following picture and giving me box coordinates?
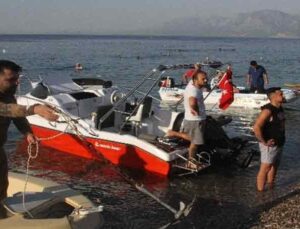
[1,35,300,228]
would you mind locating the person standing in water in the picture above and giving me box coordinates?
[253,87,285,191]
[182,69,208,169]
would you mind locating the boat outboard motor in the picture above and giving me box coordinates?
[204,116,234,149]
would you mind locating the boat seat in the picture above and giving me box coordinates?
[2,192,55,214]
[95,105,115,129]
[128,96,152,123]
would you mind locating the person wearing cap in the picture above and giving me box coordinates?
[247,60,269,93]
[253,87,285,191]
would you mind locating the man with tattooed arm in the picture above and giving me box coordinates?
[0,60,58,216]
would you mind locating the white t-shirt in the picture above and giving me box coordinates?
[184,81,206,121]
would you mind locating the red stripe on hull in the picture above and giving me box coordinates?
[31,125,170,176]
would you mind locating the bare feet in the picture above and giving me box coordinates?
[186,158,201,170]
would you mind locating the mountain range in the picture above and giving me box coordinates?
[149,10,300,38]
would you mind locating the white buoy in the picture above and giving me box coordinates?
[2,49,6,53]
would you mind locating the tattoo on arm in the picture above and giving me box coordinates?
[0,102,27,117]
[0,103,13,116]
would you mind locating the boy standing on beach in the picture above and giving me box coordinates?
[253,87,285,191]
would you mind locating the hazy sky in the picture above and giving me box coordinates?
[0,0,300,34]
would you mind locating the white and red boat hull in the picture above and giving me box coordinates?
[31,125,172,176]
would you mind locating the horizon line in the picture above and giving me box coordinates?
[0,34,299,40]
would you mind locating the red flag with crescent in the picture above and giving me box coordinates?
[218,69,234,110]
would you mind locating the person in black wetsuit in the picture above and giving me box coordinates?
[253,87,285,191]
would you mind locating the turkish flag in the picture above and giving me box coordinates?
[185,69,196,78]
[218,69,234,110]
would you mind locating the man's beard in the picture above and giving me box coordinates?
[3,85,18,96]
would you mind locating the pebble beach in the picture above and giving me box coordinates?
[249,188,300,229]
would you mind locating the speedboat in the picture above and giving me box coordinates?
[158,67,298,109]
[17,64,255,176]
[284,83,300,94]
[0,172,103,228]
[159,86,298,109]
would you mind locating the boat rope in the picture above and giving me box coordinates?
[22,107,105,218]
[21,107,193,221]
[22,112,73,218]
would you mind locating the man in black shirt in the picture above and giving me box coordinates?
[0,60,58,207]
[253,87,285,191]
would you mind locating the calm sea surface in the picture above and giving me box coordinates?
[1,35,300,228]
